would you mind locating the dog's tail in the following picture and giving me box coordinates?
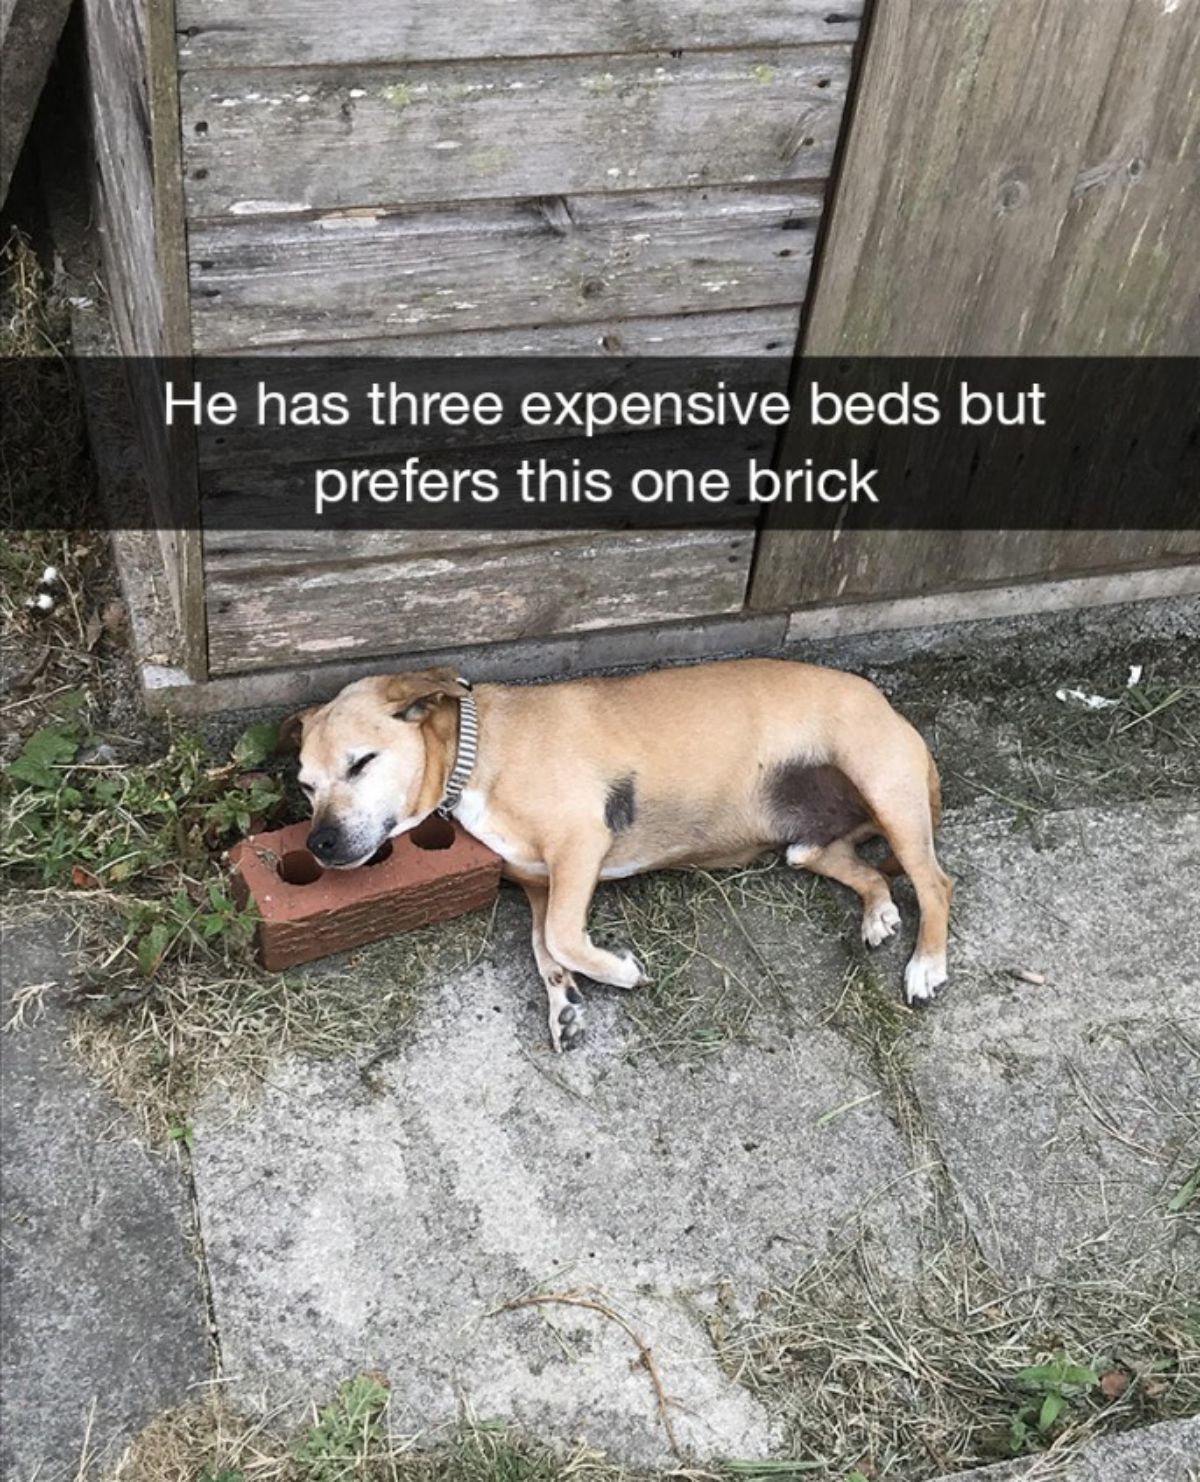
[879,751,942,878]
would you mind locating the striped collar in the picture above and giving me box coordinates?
[436,684,478,818]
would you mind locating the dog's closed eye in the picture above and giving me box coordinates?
[346,752,377,779]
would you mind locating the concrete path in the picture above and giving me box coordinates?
[920,805,1199,1281]
[0,923,209,1479]
[187,801,1198,1466]
[191,964,926,1462]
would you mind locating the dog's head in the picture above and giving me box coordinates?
[279,669,469,868]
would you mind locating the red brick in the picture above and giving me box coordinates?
[229,817,502,972]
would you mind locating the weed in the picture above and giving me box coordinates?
[1,697,471,1139]
[293,1376,390,1482]
[2,709,283,973]
[2,699,504,1140]
[1007,1354,1100,1452]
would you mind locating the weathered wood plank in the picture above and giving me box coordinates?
[82,0,207,676]
[1030,0,1200,355]
[206,529,587,574]
[203,529,754,674]
[83,0,163,359]
[774,0,1200,358]
[146,0,193,361]
[146,0,208,679]
[175,0,863,68]
[208,306,804,358]
[751,0,1200,613]
[754,531,1200,615]
[180,49,851,217]
[188,186,821,350]
[0,0,73,203]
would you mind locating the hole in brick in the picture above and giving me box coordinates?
[364,840,393,866]
[278,850,324,886]
[410,816,455,851]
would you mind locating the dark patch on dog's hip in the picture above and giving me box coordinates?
[605,775,637,833]
[765,761,870,847]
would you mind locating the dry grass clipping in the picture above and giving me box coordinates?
[0,896,496,1143]
[713,1230,1200,1480]
[104,1386,723,1482]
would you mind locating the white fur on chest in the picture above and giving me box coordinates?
[453,788,548,876]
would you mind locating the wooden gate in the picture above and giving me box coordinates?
[752,0,1200,613]
[78,0,1198,702]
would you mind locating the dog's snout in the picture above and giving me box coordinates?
[307,825,339,861]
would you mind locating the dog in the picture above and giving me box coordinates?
[281,659,952,1051]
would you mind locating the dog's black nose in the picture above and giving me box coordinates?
[307,826,339,860]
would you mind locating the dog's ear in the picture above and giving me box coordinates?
[275,705,321,754]
[382,668,470,723]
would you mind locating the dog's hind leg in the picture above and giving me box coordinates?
[522,881,585,1052]
[544,837,649,992]
[787,836,901,947]
[835,741,952,1004]
[861,798,952,1005]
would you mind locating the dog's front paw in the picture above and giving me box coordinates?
[614,950,650,990]
[547,973,585,1052]
[904,951,947,1005]
[862,899,901,948]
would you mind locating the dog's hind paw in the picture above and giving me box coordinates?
[862,898,901,948]
[904,951,947,1005]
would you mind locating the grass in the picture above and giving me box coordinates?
[104,1383,722,1482]
[590,860,834,1063]
[710,1231,1200,1480]
[0,225,93,559]
[821,959,919,1140]
[587,850,1197,1480]
[879,646,1200,820]
[591,862,925,1154]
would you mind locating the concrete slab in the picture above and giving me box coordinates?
[914,805,1200,1280]
[191,910,930,1466]
[934,1413,1200,1481]
[0,920,210,1480]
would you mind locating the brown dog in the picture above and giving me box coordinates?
[283,659,952,1050]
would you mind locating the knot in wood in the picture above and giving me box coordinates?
[995,175,1030,214]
